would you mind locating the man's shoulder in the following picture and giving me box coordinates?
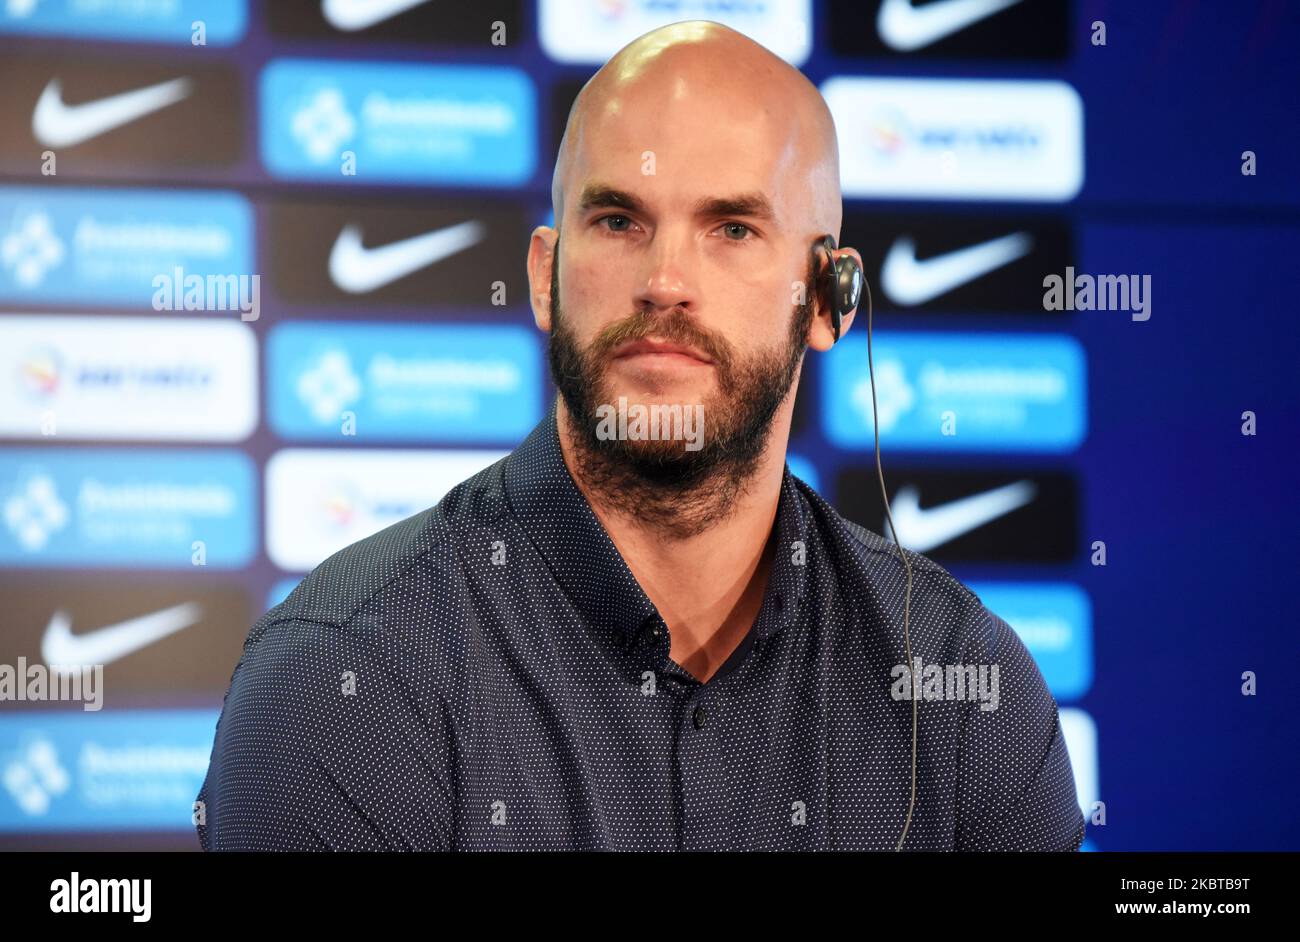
[793,477,974,593]
[265,453,511,634]
[792,477,1004,654]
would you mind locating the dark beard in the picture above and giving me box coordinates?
[547,241,816,540]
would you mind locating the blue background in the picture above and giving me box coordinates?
[0,0,1296,851]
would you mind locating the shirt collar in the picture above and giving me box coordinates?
[504,400,811,645]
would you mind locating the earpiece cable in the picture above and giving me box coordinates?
[824,239,916,850]
[860,273,917,851]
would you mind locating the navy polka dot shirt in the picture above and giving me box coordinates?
[196,403,1085,851]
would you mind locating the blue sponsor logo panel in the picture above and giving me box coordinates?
[0,448,256,568]
[268,322,542,443]
[0,709,219,832]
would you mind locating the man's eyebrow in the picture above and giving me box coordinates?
[577,184,648,216]
[576,183,776,222]
[692,192,776,222]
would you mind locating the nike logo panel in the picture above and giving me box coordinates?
[826,0,1068,61]
[877,0,1024,52]
[33,76,192,148]
[0,58,241,171]
[836,467,1078,563]
[882,232,1034,306]
[321,0,432,31]
[842,210,1073,314]
[328,221,486,294]
[40,603,203,669]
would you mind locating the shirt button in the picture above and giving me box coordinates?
[693,705,707,729]
[642,623,662,646]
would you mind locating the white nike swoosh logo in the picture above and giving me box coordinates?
[32,76,192,148]
[40,602,203,670]
[329,220,486,294]
[887,481,1037,552]
[881,231,1033,306]
[321,0,431,31]
[877,0,1024,52]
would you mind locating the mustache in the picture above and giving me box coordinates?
[588,308,733,370]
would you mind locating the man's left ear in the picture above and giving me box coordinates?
[805,245,863,352]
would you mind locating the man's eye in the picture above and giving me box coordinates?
[720,222,753,241]
[599,215,633,232]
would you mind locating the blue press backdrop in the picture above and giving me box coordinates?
[0,0,1296,850]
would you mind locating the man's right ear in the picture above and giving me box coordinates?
[527,226,558,333]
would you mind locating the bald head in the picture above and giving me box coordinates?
[528,21,860,529]
[551,20,841,240]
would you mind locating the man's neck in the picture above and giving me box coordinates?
[555,397,792,682]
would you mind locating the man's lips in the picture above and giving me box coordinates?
[610,338,713,365]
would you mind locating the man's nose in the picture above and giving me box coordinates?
[633,232,699,314]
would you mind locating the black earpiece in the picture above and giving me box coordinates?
[816,234,863,343]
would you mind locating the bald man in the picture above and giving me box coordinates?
[197,21,1085,852]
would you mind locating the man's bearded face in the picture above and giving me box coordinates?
[547,241,817,488]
